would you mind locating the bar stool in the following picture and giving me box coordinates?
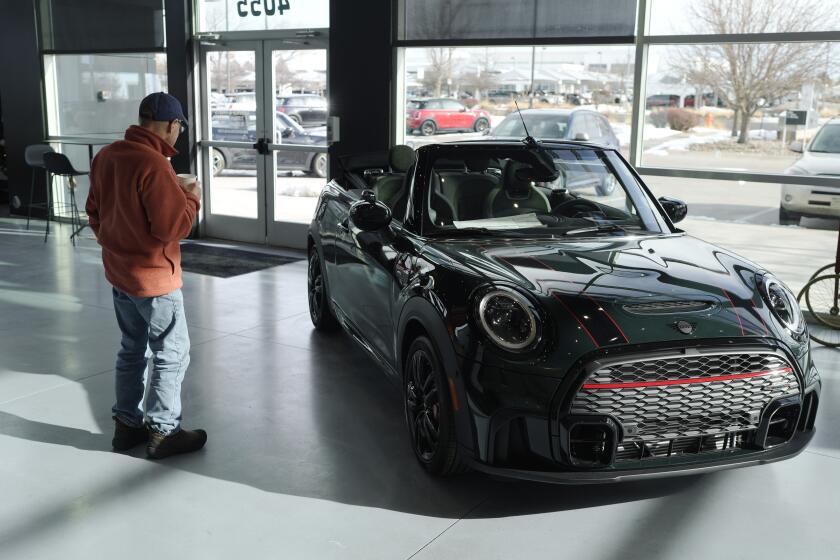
[24,144,55,231]
[42,152,88,246]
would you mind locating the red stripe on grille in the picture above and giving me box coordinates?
[582,367,793,390]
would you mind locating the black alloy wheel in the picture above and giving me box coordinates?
[404,336,466,475]
[308,251,339,331]
[420,120,437,136]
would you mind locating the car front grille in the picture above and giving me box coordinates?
[621,300,713,315]
[570,352,801,460]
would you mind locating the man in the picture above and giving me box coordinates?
[86,92,207,459]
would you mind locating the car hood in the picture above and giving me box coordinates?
[425,233,786,357]
[789,151,840,175]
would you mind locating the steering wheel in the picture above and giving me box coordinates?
[552,198,602,218]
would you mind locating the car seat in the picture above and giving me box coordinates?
[484,160,551,218]
[374,145,416,220]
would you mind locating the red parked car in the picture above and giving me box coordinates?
[406,98,491,136]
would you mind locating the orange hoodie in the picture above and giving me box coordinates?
[86,125,201,297]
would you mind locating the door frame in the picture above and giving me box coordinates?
[197,35,329,248]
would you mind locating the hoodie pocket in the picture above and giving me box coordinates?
[162,245,176,275]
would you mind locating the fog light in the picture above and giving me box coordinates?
[784,195,793,202]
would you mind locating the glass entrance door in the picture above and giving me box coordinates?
[199,39,328,247]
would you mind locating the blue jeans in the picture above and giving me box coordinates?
[112,287,191,435]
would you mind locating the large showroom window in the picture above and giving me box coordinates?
[39,0,168,219]
[395,0,840,293]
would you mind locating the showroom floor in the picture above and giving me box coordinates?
[0,219,839,560]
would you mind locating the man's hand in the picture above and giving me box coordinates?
[180,180,202,201]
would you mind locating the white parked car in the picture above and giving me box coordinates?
[780,118,840,225]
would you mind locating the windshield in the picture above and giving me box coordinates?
[423,145,663,238]
[493,114,569,139]
[809,123,840,153]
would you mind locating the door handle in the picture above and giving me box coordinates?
[253,137,270,155]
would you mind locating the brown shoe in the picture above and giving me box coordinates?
[146,428,207,459]
[112,418,149,451]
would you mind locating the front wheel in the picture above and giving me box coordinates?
[311,153,328,178]
[308,251,339,331]
[404,336,467,476]
[211,148,226,176]
[473,118,489,132]
[596,174,618,196]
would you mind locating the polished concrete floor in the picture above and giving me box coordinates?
[1,218,839,560]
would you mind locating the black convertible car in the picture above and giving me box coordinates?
[307,138,819,483]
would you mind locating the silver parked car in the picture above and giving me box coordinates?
[780,118,840,225]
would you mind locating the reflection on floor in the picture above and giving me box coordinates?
[0,218,838,559]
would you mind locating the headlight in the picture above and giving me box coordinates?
[759,274,805,334]
[477,288,540,351]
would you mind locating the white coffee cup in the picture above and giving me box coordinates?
[176,173,197,186]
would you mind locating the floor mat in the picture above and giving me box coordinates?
[179,242,302,278]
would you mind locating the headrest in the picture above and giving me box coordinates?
[465,157,490,173]
[502,160,536,200]
[433,158,466,171]
[389,145,416,173]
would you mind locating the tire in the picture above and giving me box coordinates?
[596,174,618,196]
[804,274,840,330]
[779,207,800,226]
[289,114,302,125]
[211,148,226,176]
[308,250,339,331]
[310,153,328,178]
[420,120,437,136]
[473,118,489,132]
[797,280,840,348]
[404,335,467,476]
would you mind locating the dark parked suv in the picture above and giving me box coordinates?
[277,94,328,127]
[210,110,327,177]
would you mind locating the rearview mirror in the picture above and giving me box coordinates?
[574,132,590,141]
[788,140,803,153]
[350,190,392,231]
[658,197,687,224]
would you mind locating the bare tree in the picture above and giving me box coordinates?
[274,51,298,94]
[423,48,456,97]
[209,52,250,93]
[411,0,467,97]
[458,49,500,101]
[670,0,831,144]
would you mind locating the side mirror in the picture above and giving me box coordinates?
[459,107,467,112]
[658,197,687,224]
[574,132,590,141]
[788,140,803,153]
[282,127,293,139]
[350,190,392,231]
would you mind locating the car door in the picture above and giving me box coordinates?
[445,100,470,129]
[331,189,401,368]
[274,113,309,169]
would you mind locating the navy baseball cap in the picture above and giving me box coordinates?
[139,92,188,127]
